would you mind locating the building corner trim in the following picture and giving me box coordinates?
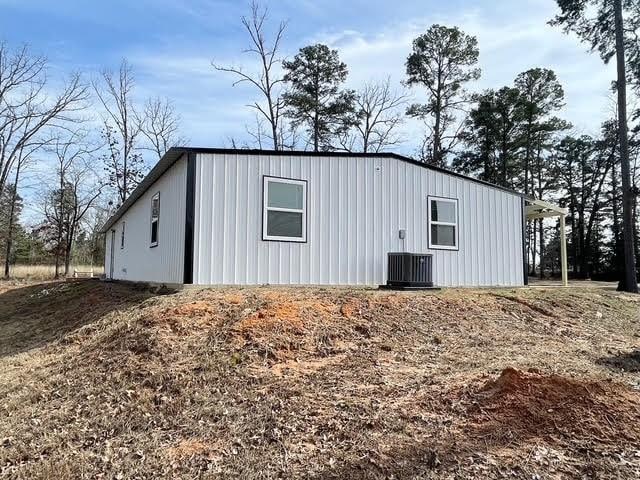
[183,153,196,284]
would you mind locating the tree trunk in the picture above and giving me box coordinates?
[271,120,278,151]
[313,75,320,152]
[611,158,624,278]
[313,110,319,152]
[535,134,544,277]
[64,241,72,277]
[64,209,78,277]
[3,198,15,278]
[363,116,370,153]
[432,84,443,166]
[64,228,71,277]
[530,221,537,276]
[265,83,278,151]
[64,250,71,276]
[523,120,533,197]
[578,208,587,278]
[614,0,638,293]
[569,206,578,275]
[54,248,61,279]
[433,110,441,166]
[501,133,508,187]
[4,160,23,277]
[55,166,65,280]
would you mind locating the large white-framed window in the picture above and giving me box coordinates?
[150,192,160,247]
[428,196,458,250]
[262,176,307,242]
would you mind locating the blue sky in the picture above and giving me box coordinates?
[0,0,617,154]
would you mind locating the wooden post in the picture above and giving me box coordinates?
[560,214,568,287]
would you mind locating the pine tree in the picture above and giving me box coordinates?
[454,87,523,188]
[405,25,480,166]
[551,0,640,292]
[282,44,357,152]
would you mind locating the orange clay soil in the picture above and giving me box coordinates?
[465,367,640,445]
[1,281,640,479]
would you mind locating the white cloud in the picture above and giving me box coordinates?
[311,2,616,140]
[120,0,618,156]
[128,51,260,146]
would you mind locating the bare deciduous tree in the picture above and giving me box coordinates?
[93,59,144,204]
[43,131,102,278]
[0,42,89,198]
[3,142,41,278]
[139,96,185,160]
[213,1,286,150]
[340,78,408,153]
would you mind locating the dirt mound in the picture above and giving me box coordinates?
[3,281,640,479]
[230,293,354,360]
[468,368,640,445]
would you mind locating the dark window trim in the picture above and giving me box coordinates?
[427,195,460,251]
[120,221,125,249]
[150,191,160,248]
[261,175,308,243]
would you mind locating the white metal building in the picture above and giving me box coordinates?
[101,147,528,287]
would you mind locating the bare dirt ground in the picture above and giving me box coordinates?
[0,280,639,479]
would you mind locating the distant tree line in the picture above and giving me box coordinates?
[215,0,640,291]
[0,43,184,279]
[2,0,639,291]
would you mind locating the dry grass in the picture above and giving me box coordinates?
[3,264,104,280]
[0,281,639,479]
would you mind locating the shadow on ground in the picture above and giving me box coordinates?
[597,349,640,373]
[0,280,160,357]
[316,368,640,479]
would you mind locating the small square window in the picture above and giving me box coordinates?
[428,197,458,250]
[263,177,307,242]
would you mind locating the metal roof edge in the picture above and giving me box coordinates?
[185,147,524,197]
[99,148,188,233]
[99,146,524,234]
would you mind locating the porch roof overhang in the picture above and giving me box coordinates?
[525,199,568,220]
[524,199,569,287]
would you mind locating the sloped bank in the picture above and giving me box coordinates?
[0,281,639,479]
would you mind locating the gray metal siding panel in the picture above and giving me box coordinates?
[193,153,524,287]
[104,231,113,279]
[104,157,187,283]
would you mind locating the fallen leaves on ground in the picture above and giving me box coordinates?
[0,280,639,479]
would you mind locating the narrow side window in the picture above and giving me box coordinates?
[150,192,160,247]
[428,196,458,250]
[120,221,125,249]
[262,176,307,242]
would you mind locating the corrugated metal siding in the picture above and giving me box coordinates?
[193,152,524,286]
[104,156,187,283]
[104,231,113,279]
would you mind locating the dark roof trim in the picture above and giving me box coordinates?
[100,147,524,233]
[100,149,187,233]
